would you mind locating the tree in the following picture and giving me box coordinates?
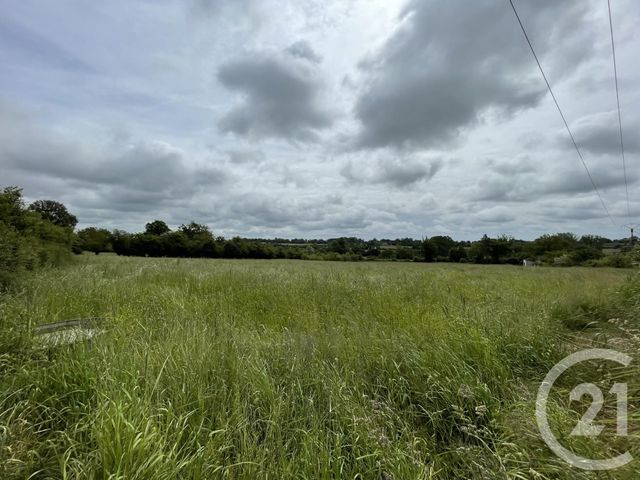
[531,233,578,256]
[448,246,467,262]
[579,235,609,249]
[1,187,27,230]
[29,200,77,229]
[179,222,212,239]
[76,228,113,254]
[1,187,73,286]
[111,230,132,255]
[468,235,491,263]
[145,220,170,235]
[327,238,348,254]
[429,236,457,258]
[223,237,248,258]
[488,235,513,263]
[570,246,603,263]
[422,238,436,262]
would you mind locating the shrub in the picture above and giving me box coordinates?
[0,187,74,289]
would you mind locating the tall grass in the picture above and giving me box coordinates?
[0,256,635,478]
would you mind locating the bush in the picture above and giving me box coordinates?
[587,253,633,268]
[0,187,74,289]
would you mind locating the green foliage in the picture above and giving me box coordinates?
[67,210,632,267]
[179,221,211,239]
[144,219,171,235]
[448,246,467,262]
[531,233,578,255]
[468,235,491,263]
[569,245,603,263]
[0,186,73,288]
[76,227,113,254]
[422,238,436,262]
[28,199,78,228]
[428,235,456,257]
[579,234,610,249]
[599,253,633,268]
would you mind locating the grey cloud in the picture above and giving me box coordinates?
[217,52,333,141]
[341,157,442,187]
[472,157,539,201]
[190,0,259,19]
[208,193,370,233]
[226,149,266,164]
[471,153,638,203]
[539,203,608,221]
[472,175,525,202]
[569,112,640,155]
[476,206,515,224]
[542,165,636,196]
[352,0,594,150]
[485,156,538,176]
[375,158,442,187]
[285,40,322,64]
[525,196,621,223]
[0,102,229,220]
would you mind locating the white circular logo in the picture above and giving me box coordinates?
[536,348,633,470]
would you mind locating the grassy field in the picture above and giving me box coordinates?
[1,256,638,479]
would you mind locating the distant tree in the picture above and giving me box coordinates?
[468,235,491,263]
[76,227,113,254]
[363,241,380,257]
[111,230,132,255]
[429,236,457,258]
[448,246,467,263]
[579,235,609,249]
[1,187,73,286]
[145,220,171,235]
[422,238,436,262]
[570,246,603,263]
[131,232,165,257]
[223,237,248,258]
[328,238,348,254]
[28,200,77,229]
[0,187,25,227]
[395,246,415,260]
[179,222,212,239]
[531,233,578,256]
[488,235,513,263]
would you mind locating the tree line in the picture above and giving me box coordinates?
[76,220,637,267]
[2,185,637,290]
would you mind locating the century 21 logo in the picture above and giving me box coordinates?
[536,349,633,470]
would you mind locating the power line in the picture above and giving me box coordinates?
[508,0,616,227]
[607,0,630,218]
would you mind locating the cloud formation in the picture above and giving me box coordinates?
[570,112,640,155]
[285,40,322,64]
[1,0,639,240]
[341,156,442,188]
[217,46,333,141]
[351,0,594,150]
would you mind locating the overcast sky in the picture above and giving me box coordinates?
[1,0,639,240]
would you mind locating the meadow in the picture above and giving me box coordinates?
[1,256,638,479]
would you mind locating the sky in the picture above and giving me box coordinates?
[1,0,639,240]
